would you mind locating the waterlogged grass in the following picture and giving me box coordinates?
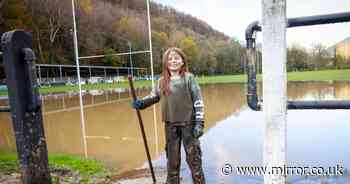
[0,150,110,182]
[0,80,152,96]
[196,74,248,84]
[39,80,152,94]
[0,150,18,173]
[0,69,349,96]
[49,154,111,180]
[287,69,350,81]
[198,69,350,84]
[0,90,7,96]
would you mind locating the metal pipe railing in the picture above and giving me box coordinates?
[288,12,350,28]
[0,106,10,112]
[245,12,350,111]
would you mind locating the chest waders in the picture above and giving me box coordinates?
[138,73,205,184]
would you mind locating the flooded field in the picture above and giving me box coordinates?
[1,81,350,183]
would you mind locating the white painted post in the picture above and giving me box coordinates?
[146,0,159,155]
[38,65,42,83]
[262,0,287,184]
[59,66,63,80]
[71,0,88,158]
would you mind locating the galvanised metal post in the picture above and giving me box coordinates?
[262,0,287,183]
[245,12,350,110]
[1,30,51,184]
[128,41,134,78]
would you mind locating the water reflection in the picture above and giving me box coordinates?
[167,108,350,184]
[0,81,350,183]
[154,81,350,184]
[0,83,245,173]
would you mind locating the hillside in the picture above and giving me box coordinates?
[0,0,245,75]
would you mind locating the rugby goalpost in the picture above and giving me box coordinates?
[71,0,159,159]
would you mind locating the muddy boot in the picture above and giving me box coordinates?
[183,124,206,184]
[186,143,205,184]
[166,171,180,184]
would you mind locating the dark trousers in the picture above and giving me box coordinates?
[165,122,205,184]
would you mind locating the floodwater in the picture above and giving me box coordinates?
[1,81,350,183]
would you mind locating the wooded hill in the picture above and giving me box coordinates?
[0,0,245,75]
[1,0,342,77]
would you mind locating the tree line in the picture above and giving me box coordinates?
[285,43,350,72]
[0,0,348,78]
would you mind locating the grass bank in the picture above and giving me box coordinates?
[197,69,350,84]
[287,69,350,81]
[0,69,349,96]
[0,150,111,183]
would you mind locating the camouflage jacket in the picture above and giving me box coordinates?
[140,72,204,124]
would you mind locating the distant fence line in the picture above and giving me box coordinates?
[35,64,148,84]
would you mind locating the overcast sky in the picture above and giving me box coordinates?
[153,0,350,49]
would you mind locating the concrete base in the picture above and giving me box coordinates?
[113,168,172,184]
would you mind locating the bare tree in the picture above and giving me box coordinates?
[41,0,65,63]
[287,44,309,71]
[310,43,331,70]
[0,0,5,9]
[25,0,70,63]
[0,0,6,26]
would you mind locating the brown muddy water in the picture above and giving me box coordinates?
[1,81,350,183]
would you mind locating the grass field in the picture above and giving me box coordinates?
[287,69,350,81]
[197,69,350,84]
[0,150,110,182]
[0,69,349,96]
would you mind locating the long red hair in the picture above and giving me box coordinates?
[159,47,188,96]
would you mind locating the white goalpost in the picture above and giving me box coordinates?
[71,0,158,158]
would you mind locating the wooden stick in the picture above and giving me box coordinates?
[128,75,156,183]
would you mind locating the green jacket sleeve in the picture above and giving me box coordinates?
[189,74,205,123]
[139,80,160,109]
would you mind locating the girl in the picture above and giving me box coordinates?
[132,47,206,184]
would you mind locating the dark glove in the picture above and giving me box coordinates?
[193,122,204,138]
[132,99,144,109]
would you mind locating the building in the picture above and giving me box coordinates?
[335,37,350,60]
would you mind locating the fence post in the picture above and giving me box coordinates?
[1,30,51,184]
[262,0,287,183]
